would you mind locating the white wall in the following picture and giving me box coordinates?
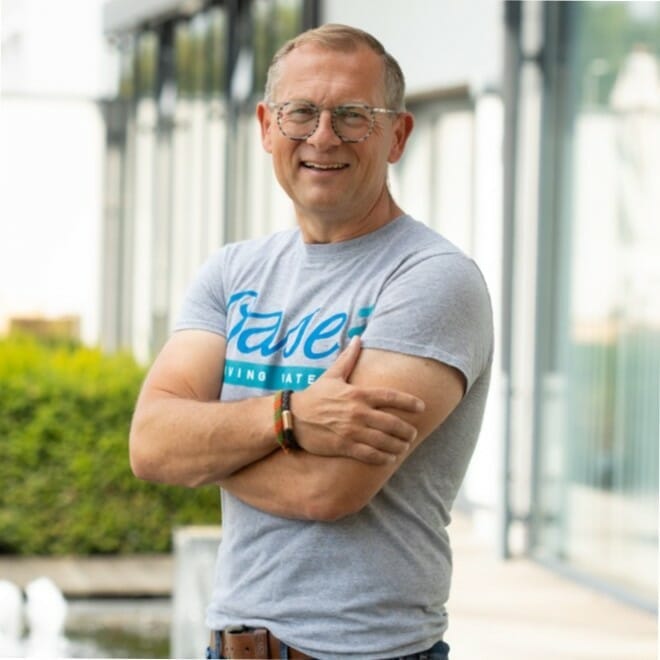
[321,0,504,95]
[0,98,105,344]
[1,0,117,98]
[0,0,114,345]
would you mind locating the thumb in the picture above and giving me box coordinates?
[323,336,362,381]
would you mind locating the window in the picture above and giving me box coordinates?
[534,1,659,608]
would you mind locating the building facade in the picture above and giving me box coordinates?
[100,0,658,611]
[503,1,659,609]
[0,0,115,344]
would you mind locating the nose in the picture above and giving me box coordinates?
[306,109,342,149]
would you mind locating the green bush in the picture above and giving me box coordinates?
[0,334,220,555]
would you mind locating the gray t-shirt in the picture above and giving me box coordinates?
[175,215,493,659]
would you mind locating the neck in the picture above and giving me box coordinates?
[297,187,404,244]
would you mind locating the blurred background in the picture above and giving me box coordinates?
[0,0,658,658]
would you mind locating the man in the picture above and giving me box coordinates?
[130,24,493,660]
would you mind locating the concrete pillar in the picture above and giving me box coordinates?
[171,526,222,659]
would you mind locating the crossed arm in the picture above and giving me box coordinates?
[129,329,464,520]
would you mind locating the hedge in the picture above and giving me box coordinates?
[0,334,220,555]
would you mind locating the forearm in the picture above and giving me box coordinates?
[218,444,402,521]
[130,393,278,487]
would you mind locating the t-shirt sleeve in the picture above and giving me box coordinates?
[360,252,493,392]
[173,250,227,337]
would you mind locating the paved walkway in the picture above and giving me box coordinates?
[446,514,657,660]
[0,514,656,659]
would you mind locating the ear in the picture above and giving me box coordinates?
[387,112,414,164]
[256,102,273,153]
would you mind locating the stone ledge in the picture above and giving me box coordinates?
[0,554,173,597]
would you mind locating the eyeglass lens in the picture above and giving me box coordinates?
[277,102,374,142]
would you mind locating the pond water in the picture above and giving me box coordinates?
[66,628,169,659]
[1,580,173,659]
[65,598,171,659]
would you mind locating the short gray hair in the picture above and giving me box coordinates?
[264,24,406,111]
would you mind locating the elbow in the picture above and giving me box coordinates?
[129,431,157,483]
[130,452,153,483]
[128,416,164,484]
[303,489,369,522]
[296,469,378,522]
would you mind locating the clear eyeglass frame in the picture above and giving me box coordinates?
[267,101,399,143]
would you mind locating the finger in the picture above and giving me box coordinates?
[348,440,408,466]
[331,421,413,461]
[362,409,418,444]
[360,387,425,414]
[323,336,362,381]
[359,428,413,456]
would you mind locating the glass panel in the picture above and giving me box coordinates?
[228,0,304,243]
[169,8,229,325]
[136,30,159,99]
[395,97,476,255]
[118,38,136,101]
[252,0,303,98]
[206,7,228,251]
[535,2,659,607]
[207,6,228,98]
[253,0,277,96]
[175,21,194,98]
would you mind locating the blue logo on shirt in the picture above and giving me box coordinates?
[223,289,373,390]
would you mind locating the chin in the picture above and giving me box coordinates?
[298,196,346,215]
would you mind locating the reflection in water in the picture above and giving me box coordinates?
[0,580,23,657]
[66,598,170,659]
[24,577,69,658]
[0,579,169,659]
[0,577,69,658]
[67,627,169,659]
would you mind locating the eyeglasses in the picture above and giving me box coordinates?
[267,101,399,143]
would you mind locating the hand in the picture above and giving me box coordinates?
[290,337,425,465]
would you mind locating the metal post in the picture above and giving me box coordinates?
[499,0,523,560]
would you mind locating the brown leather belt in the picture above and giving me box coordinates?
[210,627,312,659]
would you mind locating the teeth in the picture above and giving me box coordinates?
[303,162,346,170]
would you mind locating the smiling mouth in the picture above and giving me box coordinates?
[301,161,349,171]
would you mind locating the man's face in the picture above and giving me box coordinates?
[257,43,412,236]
